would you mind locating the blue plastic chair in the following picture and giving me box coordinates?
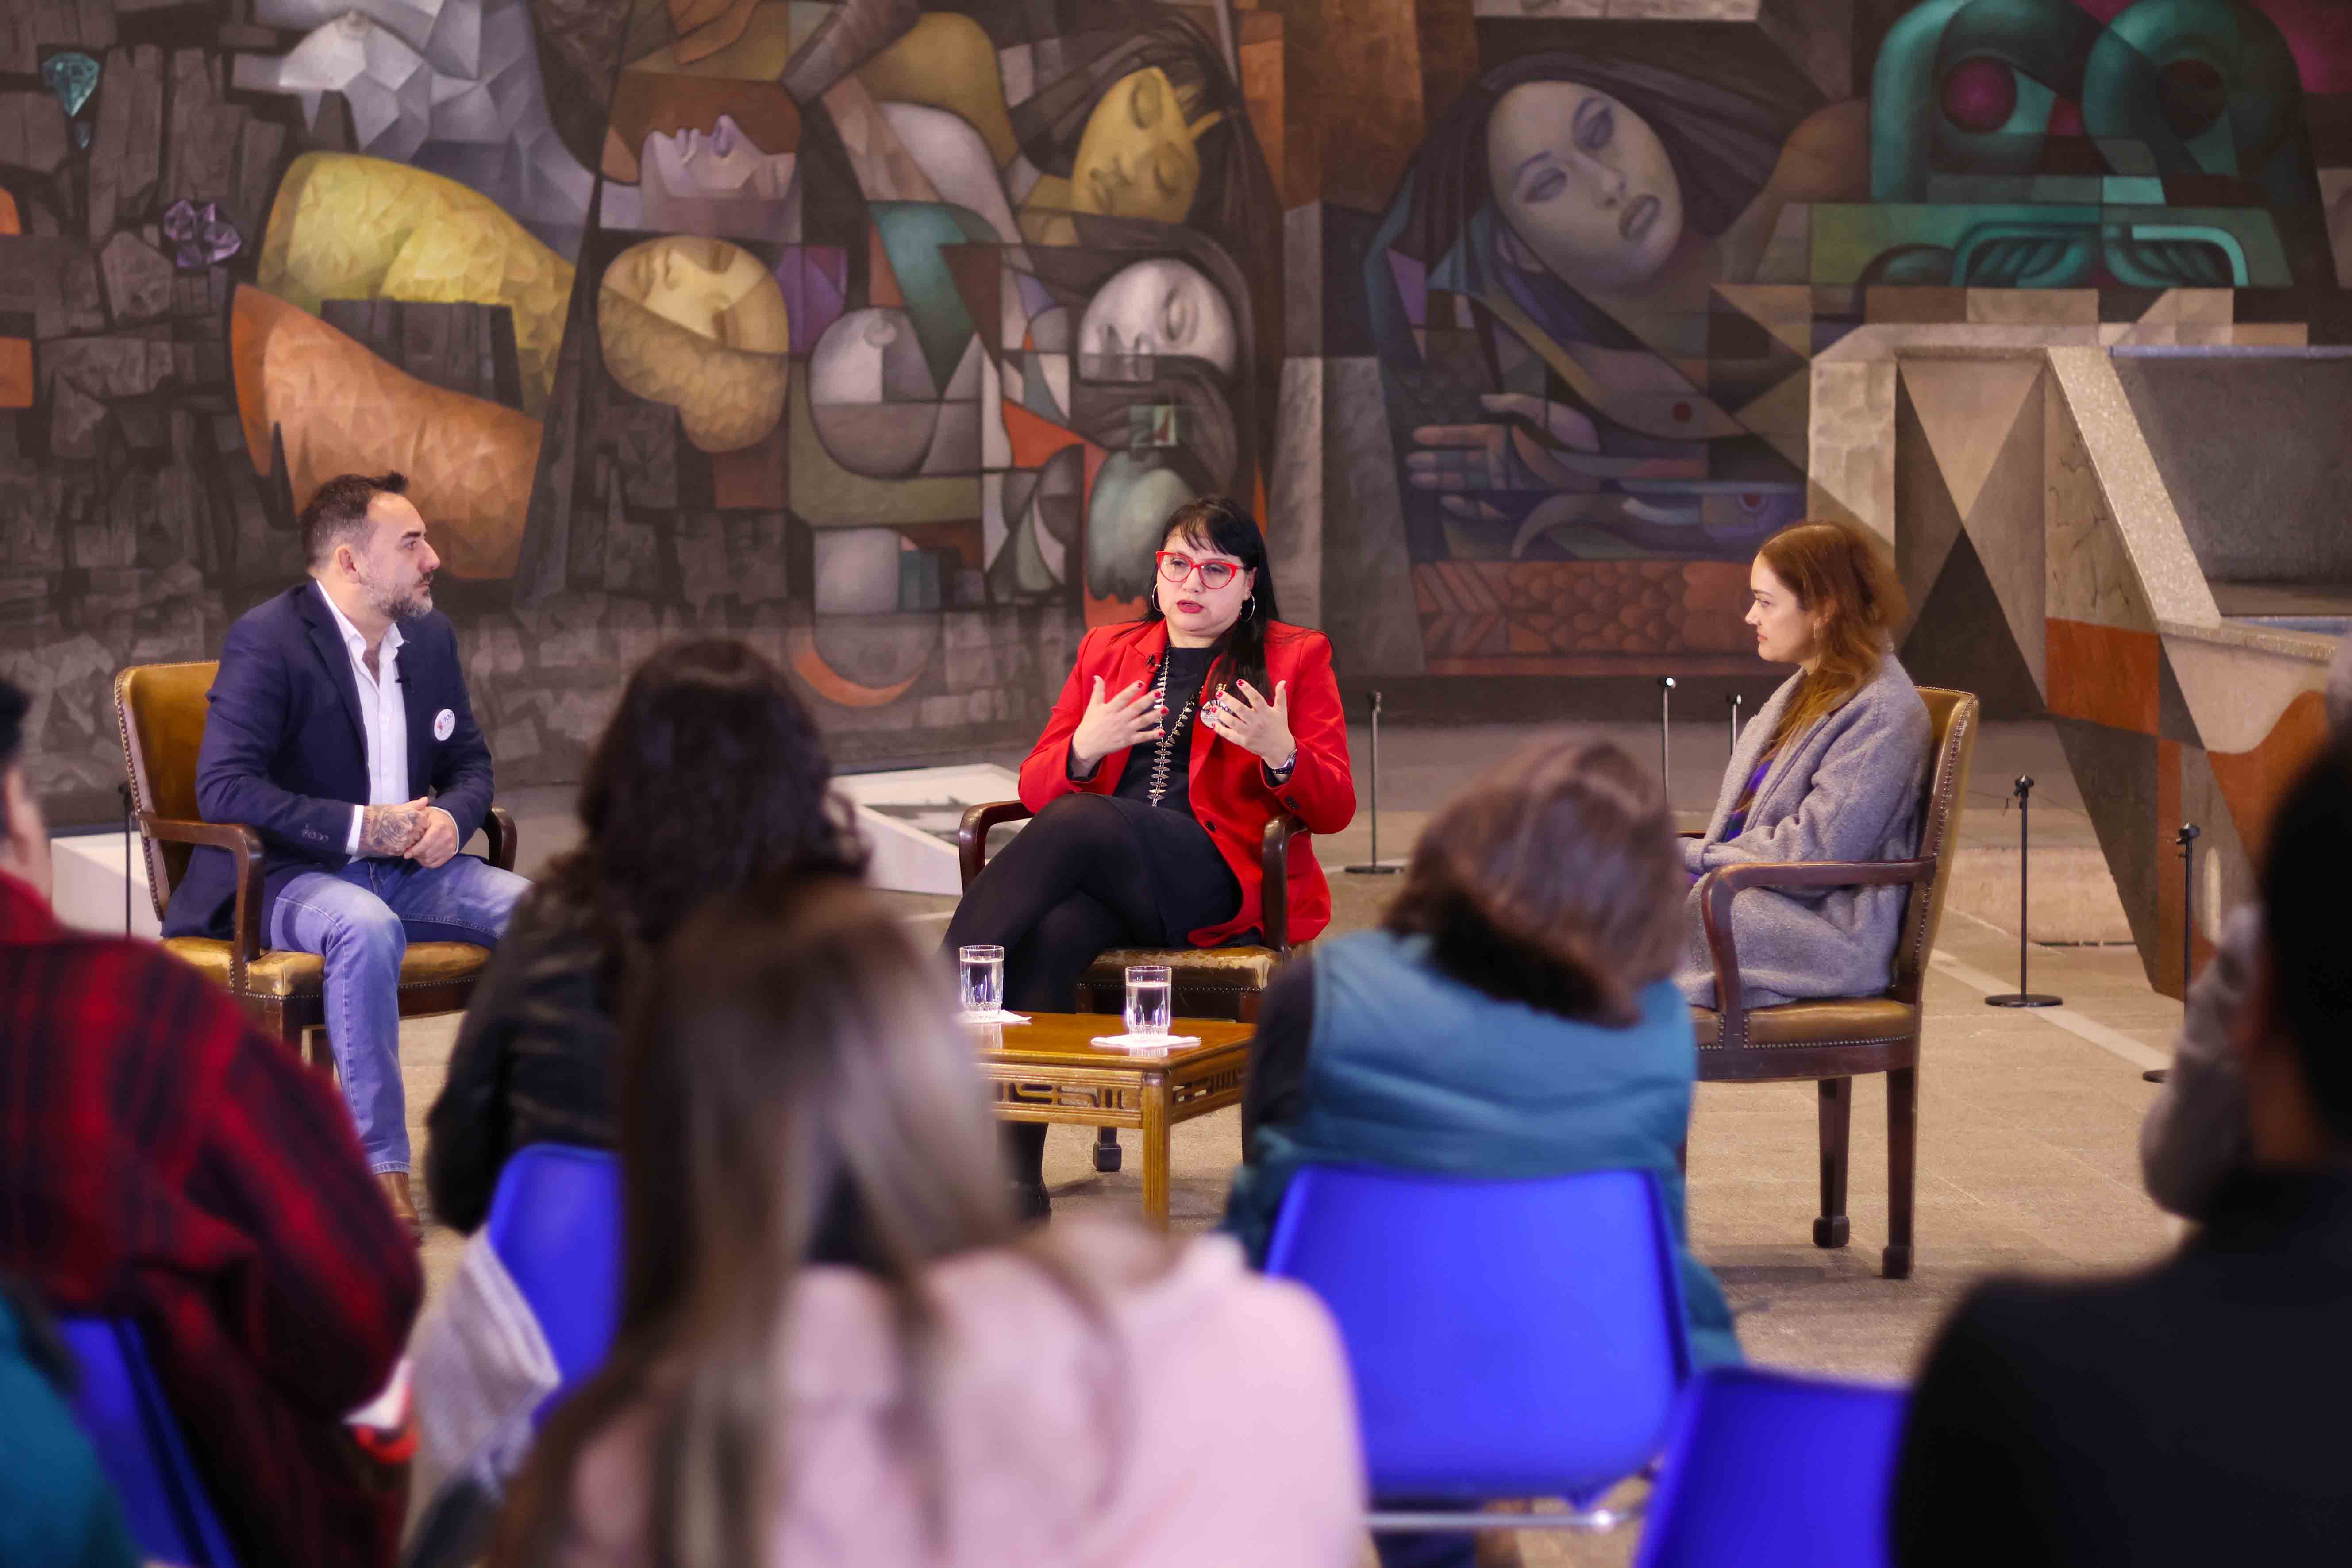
[1263,1165,1694,1532]
[56,1314,242,1568]
[1633,1365,1909,1568]
[482,1142,624,1414]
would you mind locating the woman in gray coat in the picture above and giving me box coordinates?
[1678,521,1931,1009]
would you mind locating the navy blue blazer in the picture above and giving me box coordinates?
[161,582,497,941]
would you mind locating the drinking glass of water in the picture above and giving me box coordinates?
[959,945,1004,1014]
[1124,964,1173,1039]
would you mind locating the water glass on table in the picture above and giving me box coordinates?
[1124,963,1173,1040]
[959,945,1005,1014]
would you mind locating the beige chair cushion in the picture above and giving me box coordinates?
[1690,996,1918,1049]
[1082,945,1285,992]
[163,937,493,998]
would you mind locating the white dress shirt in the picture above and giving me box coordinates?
[316,582,409,858]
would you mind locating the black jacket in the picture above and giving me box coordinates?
[1894,1168,2352,1567]
[424,885,618,1233]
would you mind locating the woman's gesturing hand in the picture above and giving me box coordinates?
[1203,680,1294,769]
[1069,676,1165,776]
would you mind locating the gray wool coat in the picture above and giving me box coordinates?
[1677,653,1932,1009]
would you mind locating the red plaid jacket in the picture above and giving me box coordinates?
[0,869,422,1567]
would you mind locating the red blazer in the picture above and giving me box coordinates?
[1020,619,1355,947]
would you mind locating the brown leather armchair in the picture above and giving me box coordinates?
[113,661,519,1071]
[959,801,1305,1172]
[1686,686,1979,1280]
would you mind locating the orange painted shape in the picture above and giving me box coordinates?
[2044,617,2159,733]
[789,628,920,708]
[1001,399,1083,469]
[868,223,903,309]
[0,340,30,409]
[2208,688,2329,865]
[0,189,19,233]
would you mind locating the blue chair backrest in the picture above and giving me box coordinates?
[56,1315,242,1568]
[483,1143,624,1409]
[1634,1365,1909,1568]
[1263,1164,1693,1504]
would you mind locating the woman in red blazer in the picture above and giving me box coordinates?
[945,496,1355,1216]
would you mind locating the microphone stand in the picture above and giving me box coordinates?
[2146,824,2200,1083]
[1656,676,1676,801]
[1346,690,1399,875]
[1987,776,2060,1008]
[1726,692,1743,753]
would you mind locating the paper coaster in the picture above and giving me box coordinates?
[961,1009,1032,1025]
[1090,1032,1201,1052]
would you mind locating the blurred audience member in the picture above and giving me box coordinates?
[1896,740,2352,1566]
[0,1281,138,1568]
[2142,632,2352,1217]
[1225,740,1736,1568]
[0,676,421,1568]
[425,639,865,1233]
[493,877,1364,1568]
[1226,740,1738,1366]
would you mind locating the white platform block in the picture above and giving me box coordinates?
[49,832,161,939]
[835,764,1024,896]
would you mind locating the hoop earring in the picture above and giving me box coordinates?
[1243,593,1257,620]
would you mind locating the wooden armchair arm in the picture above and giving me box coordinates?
[958,800,1035,890]
[139,815,266,987]
[1261,815,1305,953]
[1696,857,1937,1052]
[481,805,520,872]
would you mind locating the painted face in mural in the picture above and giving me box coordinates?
[609,236,792,353]
[1745,555,1820,667]
[1078,258,1238,377]
[1071,67,1202,224]
[643,114,793,198]
[1154,520,1254,645]
[1486,80,1684,294]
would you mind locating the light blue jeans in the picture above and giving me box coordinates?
[273,854,530,1173]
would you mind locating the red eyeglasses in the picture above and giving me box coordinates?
[1156,551,1240,590]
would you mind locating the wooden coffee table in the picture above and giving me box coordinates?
[967,1011,1255,1227]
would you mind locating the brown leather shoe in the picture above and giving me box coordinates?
[378,1171,423,1246]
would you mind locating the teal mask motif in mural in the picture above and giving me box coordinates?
[1840,0,2320,288]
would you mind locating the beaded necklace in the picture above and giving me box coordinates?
[1145,652,1208,809]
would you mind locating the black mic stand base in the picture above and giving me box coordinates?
[1985,992,2063,1008]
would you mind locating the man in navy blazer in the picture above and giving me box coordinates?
[163,470,528,1238]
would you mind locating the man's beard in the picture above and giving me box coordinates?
[362,571,433,622]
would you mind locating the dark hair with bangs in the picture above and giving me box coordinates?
[1140,495,1277,694]
[1385,740,1682,1026]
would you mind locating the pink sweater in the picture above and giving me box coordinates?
[560,1222,1366,1568]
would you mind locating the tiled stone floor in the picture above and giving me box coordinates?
[398,718,2191,1564]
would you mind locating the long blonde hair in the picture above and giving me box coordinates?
[1755,520,1907,755]
[494,878,1121,1567]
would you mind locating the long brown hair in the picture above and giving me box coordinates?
[1755,521,1907,755]
[493,878,1126,1568]
[1385,740,1682,1027]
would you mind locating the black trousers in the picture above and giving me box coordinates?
[942,793,1238,1186]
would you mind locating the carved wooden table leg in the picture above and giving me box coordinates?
[1139,1068,1172,1229]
